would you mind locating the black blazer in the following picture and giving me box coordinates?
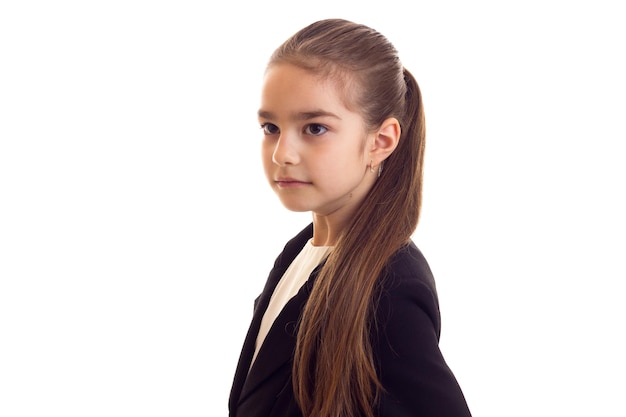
[229,224,471,417]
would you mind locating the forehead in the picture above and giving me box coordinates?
[260,63,352,116]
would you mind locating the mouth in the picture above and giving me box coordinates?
[275,177,311,188]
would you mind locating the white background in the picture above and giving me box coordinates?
[1,1,625,416]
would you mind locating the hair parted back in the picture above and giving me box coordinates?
[268,18,426,417]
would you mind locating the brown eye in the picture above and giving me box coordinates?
[261,123,280,135]
[304,124,328,136]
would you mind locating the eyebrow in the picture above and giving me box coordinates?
[257,109,341,121]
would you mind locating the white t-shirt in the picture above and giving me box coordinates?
[251,239,332,368]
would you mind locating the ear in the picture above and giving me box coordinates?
[369,117,401,166]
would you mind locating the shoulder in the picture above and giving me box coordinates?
[376,241,441,338]
[385,241,437,290]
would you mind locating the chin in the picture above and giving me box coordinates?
[277,198,311,213]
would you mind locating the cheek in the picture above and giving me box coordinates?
[315,149,363,182]
[261,143,275,173]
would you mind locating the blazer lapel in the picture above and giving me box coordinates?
[238,279,312,403]
[229,224,314,413]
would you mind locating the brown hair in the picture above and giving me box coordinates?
[268,19,426,417]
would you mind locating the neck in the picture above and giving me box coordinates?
[310,212,348,247]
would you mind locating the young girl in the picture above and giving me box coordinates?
[229,18,472,417]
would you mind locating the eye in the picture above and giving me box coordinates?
[260,123,280,135]
[304,123,328,136]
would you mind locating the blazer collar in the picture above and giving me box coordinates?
[229,223,314,411]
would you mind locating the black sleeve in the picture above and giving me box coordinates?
[373,250,472,416]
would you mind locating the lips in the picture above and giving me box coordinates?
[275,177,311,188]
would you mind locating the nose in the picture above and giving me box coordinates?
[272,134,299,166]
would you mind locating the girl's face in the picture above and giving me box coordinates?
[259,63,377,219]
